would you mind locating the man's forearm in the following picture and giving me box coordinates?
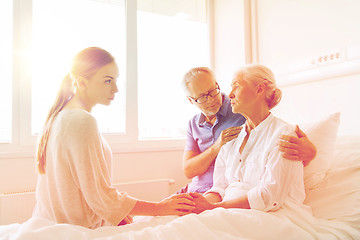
[183,143,221,178]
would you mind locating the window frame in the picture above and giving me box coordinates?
[0,0,213,157]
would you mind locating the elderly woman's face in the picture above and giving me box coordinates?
[228,74,258,115]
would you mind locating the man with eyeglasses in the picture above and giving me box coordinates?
[179,67,316,194]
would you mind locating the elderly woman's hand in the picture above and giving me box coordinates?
[279,125,317,166]
[189,192,217,214]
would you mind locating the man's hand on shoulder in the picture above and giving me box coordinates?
[215,126,242,150]
[278,125,317,166]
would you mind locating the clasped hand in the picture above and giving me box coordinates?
[161,193,214,216]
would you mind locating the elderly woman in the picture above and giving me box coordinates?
[191,64,306,212]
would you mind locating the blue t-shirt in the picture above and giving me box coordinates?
[185,93,246,193]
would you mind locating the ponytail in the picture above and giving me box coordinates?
[36,74,74,174]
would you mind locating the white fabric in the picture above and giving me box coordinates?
[0,203,358,240]
[206,114,306,212]
[300,112,340,190]
[0,136,359,239]
[304,135,360,231]
[33,109,137,229]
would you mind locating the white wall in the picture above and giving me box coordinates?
[112,151,189,194]
[0,150,189,195]
[255,0,360,134]
[256,0,360,66]
[212,0,247,94]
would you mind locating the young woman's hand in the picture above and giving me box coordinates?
[157,193,196,216]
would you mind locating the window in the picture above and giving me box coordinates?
[32,0,126,135]
[1,0,211,154]
[137,0,209,139]
[0,0,13,143]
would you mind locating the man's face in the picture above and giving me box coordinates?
[187,72,223,117]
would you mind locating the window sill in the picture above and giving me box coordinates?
[0,138,186,159]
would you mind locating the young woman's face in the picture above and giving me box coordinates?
[86,61,119,107]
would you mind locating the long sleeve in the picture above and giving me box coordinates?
[65,112,136,226]
[33,109,137,229]
[205,146,229,199]
[247,145,304,211]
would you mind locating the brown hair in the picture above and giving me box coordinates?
[36,47,115,174]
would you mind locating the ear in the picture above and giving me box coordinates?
[75,76,88,90]
[256,83,266,95]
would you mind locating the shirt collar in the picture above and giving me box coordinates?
[252,112,274,133]
[237,112,274,147]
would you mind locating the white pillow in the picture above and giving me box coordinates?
[300,112,340,190]
[304,135,360,226]
[332,135,360,170]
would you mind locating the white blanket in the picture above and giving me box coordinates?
[0,204,358,240]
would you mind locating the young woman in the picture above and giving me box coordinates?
[33,47,195,229]
[190,64,307,213]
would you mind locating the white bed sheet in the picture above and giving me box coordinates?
[1,137,359,240]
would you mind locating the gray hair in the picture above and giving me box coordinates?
[235,64,282,109]
[182,67,216,96]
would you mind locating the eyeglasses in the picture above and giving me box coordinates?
[190,83,220,104]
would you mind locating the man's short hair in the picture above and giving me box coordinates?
[182,67,216,96]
